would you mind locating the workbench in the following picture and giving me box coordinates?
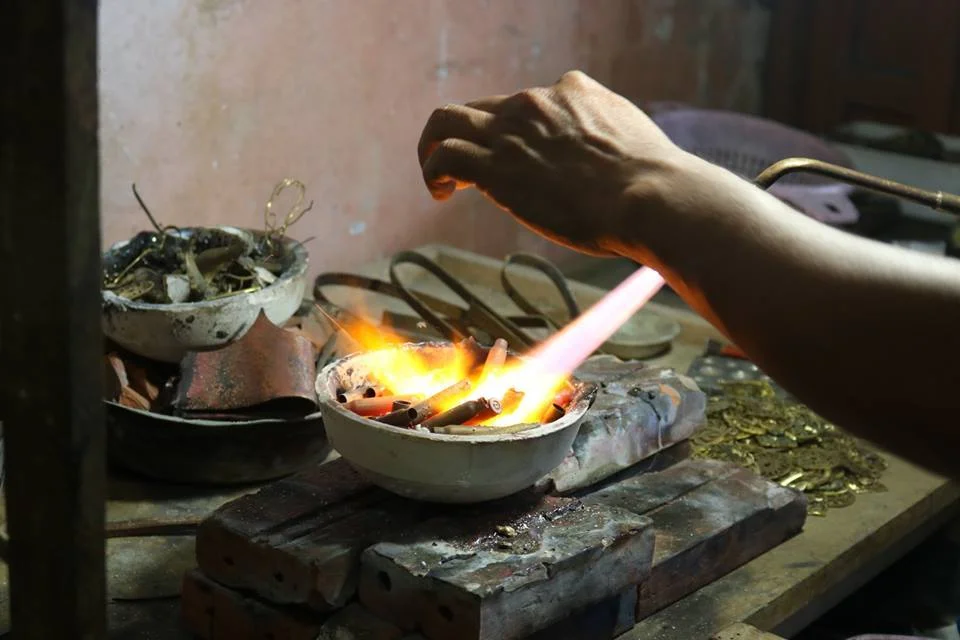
[0,249,955,640]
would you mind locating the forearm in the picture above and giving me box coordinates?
[618,154,960,478]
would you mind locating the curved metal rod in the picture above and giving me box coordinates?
[754,157,960,215]
[389,251,537,349]
[501,252,581,329]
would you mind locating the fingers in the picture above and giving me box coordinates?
[465,94,509,113]
[417,104,495,167]
[421,138,494,201]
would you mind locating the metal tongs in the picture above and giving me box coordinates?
[313,256,540,348]
[500,252,582,332]
[312,248,600,350]
[387,251,538,348]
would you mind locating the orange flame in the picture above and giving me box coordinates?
[334,312,565,426]
[325,266,666,427]
[327,265,666,427]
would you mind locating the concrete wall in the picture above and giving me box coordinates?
[99,0,770,274]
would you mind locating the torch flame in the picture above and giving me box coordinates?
[335,267,666,426]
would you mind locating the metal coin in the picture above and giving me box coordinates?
[824,491,855,508]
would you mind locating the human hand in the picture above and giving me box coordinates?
[417,70,687,256]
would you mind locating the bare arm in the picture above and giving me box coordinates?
[622,155,960,478]
[417,70,960,478]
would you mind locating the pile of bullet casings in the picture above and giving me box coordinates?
[336,338,574,435]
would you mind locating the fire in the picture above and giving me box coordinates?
[338,315,474,400]
[338,315,566,425]
[331,265,666,428]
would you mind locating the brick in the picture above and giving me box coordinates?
[180,569,326,640]
[583,458,738,513]
[540,358,706,494]
[583,459,807,620]
[196,458,433,610]
[358,496,653,640]
[526,588,638,640]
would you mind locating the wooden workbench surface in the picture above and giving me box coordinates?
[628,454,959,640]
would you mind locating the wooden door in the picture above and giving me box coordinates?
[766,0,960,135]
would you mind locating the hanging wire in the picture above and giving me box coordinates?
[263,178,313,254]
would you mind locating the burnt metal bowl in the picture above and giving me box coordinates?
[105,401,331,485]
[316,342,597,503]
[101,226,309,364]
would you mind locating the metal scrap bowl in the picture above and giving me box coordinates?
[105,401,331,485]
[101,226,309,363]
[315,342,597,503]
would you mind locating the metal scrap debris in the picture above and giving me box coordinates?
[102,181,310,304]
[691,380,888,516]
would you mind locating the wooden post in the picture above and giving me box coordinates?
[0,1,106,638]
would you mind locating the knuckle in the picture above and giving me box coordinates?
[437,138,465,154]
[430,104,460,121]
[426,139,473,177]
[560,70,588,86]
[492,134,526,156]
[416,133,438,162]
[513,87,553,114]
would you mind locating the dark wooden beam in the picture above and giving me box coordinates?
[762,0,816,127]
[0,1,106,638]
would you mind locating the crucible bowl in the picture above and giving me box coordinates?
[101,226,308,363]
[315,342,597,503]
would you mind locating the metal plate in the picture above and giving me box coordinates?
[105,401,331,485]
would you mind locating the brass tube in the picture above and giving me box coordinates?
[422,397,503,430]
[754,158,960,215]
[539,403,565,424]
[377,379,473,427]
[501,388,525,413]
[337,386,378,404]
[346,395,416,417]
[480,338,508,379]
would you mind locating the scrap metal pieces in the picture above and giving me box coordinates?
[691,380,888,516]
[105,180,311,304]
[538,356,707,494]
[376,380,474,428]
[173,310,319,419]
[103,350,176,412]
[420,397,502,429]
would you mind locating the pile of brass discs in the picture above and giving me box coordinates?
[691,380,888,516]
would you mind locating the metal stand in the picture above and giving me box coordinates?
[0,1,106,638]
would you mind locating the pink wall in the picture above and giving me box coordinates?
[98,0,770,275]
